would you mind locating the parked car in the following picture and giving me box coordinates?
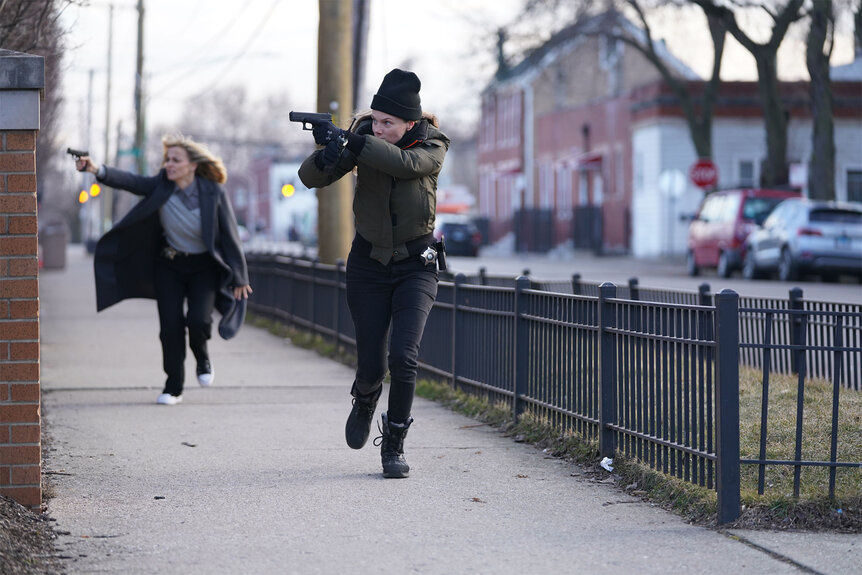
[742,199,862,282]
[686,188,800,278]
[434,214,482,257]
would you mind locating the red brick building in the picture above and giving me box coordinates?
[478,11,862,257]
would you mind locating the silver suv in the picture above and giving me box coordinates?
[743,199,862,282]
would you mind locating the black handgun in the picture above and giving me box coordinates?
[288,111,333,131]
[66,147,89,158]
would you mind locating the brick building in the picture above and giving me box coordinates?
[477,11,862,257]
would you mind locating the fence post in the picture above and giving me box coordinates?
[287,256,296,324]
[335,259,345,352]
[478,267,487,286]
[715,289,741,525]
[310,258,319,336]
[698,283,712,307]
[789,287,804,374]
[628,277,639,300]
[452,273,466,390]
[514,276,531,419]
[598,282,617,459]
[572,273,582,295]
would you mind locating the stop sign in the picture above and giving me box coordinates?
[689,158,718,188]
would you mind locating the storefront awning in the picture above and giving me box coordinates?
[577,152,603,171]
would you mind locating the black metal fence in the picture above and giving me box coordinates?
[246,253,862,524]
[457,271,861,391]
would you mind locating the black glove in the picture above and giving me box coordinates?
[312,121,342,146]
[320,139,343,170]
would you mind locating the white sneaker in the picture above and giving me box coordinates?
[157,393,183,405]
[196,359,214,387]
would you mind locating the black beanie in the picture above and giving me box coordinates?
[370,69,422,121]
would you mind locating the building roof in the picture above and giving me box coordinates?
[832,52,862,81]
[488,9,700,92]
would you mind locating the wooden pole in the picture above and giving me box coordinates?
[316,0,354,264]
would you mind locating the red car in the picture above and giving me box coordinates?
[686,188,800,278]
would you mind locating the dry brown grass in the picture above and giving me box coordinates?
[738,366,862,501]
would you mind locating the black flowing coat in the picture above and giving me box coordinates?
[93,167,249,339]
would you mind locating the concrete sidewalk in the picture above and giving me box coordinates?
[39,246,859,574]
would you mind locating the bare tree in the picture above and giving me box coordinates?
[807,0,835,200]
[693,0,805,187]
[610,1,727,159]
[0,0,77,223]
[856,0,862,49]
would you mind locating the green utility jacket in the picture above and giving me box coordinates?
[298,117,450,265]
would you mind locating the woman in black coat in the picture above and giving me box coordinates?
[74,134,252,405]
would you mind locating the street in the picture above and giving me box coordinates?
[444,249,862,305]
[243,239,861,304]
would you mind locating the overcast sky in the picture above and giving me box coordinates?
[59,0,857,162]
[59,0,519,159]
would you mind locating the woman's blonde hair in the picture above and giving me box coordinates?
[161,134,227,184]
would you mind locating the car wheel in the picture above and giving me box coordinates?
[778,248,798,282]
[717,252,732,278]
[742,252,759,280]
[686,251,700,277]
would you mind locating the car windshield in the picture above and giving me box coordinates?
[809,209,862,224]
[742,197,786,221]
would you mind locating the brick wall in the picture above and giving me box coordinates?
[0,49,44,510]
[0,131,41,510]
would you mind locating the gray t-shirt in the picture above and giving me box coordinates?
[160,179,207,254]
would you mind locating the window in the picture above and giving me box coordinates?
[742,197,787,223]
[480,98,495,150]
[698,195,721,222]
[739,160,755,188]
[720,194,741,222]
[579,172,589,206]
[556,165,572,219]
[810,209,862,224]
[848,169,862,203]
[538,162,553,208]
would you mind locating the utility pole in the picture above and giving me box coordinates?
[316,0,354,264]
[103,3,114,231]
[134,0,146,175]
[352,0,369,109]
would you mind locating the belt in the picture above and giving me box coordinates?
[354,232,435,263]
[404,233,435,256]
[161,245,208,260]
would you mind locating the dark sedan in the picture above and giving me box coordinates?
[434,214,482,257]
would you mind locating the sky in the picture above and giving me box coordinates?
[59,0,520,161]
[59,0,858,164]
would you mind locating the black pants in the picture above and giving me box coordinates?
[154,252,218,396]
[346,234,438,423]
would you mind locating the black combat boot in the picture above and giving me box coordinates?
[345,383,382,449]
[375,413,413,478]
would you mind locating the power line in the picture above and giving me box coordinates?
[159,0,282,100]
[151,1,254,88]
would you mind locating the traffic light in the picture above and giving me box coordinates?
[281,184,295,199]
